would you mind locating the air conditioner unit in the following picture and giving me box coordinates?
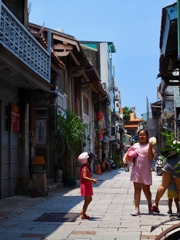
[102,82,107,92]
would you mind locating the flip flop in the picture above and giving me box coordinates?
[151,206,160,214]
[81,215,90,220]
[80,212,90,218]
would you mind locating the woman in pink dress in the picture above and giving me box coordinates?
[123,129,155,216]
[78,152,98,220]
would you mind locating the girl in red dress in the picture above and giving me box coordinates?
[78,152,98,220]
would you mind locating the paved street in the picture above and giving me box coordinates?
[0,168,178,240]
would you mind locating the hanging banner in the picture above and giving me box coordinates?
[97,111,105,140]
[11,104,20,133]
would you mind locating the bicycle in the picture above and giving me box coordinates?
[16,176,30,195]
[151,213,180,239]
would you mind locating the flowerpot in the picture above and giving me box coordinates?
[64,176,76,187]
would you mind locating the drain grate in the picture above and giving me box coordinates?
[34,212,80,222]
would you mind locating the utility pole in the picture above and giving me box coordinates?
[146,96,149,120]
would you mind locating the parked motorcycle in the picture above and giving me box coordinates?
[154,156,164,176]
[108,159,116,169]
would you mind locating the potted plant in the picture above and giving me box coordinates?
[160,131,180,174]
[64,175,76,187]
[53,110,87,185]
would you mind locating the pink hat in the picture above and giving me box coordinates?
[78,152,89,165]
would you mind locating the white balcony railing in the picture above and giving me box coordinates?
[0,1,51,82]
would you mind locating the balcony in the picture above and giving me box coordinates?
[0,2,51,90]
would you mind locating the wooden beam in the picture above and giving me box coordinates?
[54,44,73,50]
[54,51,69,56]
[53,34,80,51]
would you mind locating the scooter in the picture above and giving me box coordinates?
[154,156,163,176]
[108,159,116,169]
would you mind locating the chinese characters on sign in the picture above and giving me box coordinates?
[11,104,20,133]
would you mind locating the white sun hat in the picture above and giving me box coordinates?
[78,152,89,165]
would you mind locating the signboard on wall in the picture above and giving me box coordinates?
[11,104,20,133]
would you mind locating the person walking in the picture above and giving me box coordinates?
[123,129,156,216]
[151,133,180,214]
[78,152,98,220]
[123,146,130,172]
[102,152,111,171]
[166,179,179,214]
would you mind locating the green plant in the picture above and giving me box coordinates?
[160,131,180,173]
[113,154,123,168]
[123,107,133,124]
[159,154,167,165]
[54,109,88,178]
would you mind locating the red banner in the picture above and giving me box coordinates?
[11,104,20,133]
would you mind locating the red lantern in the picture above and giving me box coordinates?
[98,133,103,140]
[97,111,103,120]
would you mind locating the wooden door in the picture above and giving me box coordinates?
[0,102,19,198]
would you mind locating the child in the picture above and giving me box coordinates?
[78,152,98,220]
[167,179,179,214]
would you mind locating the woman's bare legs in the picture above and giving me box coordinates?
[152,171,172,209]
[142,184,152,208]
[82,196,92,217]
[133,182,142,212]
[173,198,179,212]
[168,198,172,212]
[173,178,180,204]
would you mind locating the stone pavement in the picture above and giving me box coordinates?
[0,168,178,240]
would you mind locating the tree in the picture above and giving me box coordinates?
[123,107,132,124]
[55,110,88,179]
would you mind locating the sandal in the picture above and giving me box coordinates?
[80,212,90,218]
[81,215,90,220]
[151,205,160,214]
[131,210,140,216]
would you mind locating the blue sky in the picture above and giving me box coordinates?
[29,0,173,118]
